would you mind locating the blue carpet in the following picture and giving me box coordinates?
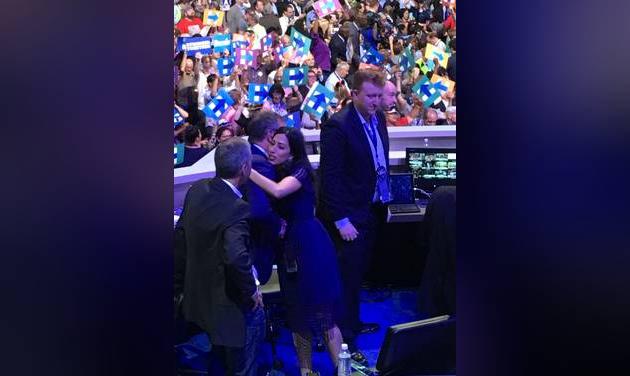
[176,288,420,376]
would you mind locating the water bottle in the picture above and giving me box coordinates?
[338,343,351,376]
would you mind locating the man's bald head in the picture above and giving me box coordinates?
[380,80,398,111]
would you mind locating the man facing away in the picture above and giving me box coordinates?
[227,0,250,33]
[319,69,391,366]
[175,138,264,376]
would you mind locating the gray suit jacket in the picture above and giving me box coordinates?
[343,21,361,66]
[226,5,247,33]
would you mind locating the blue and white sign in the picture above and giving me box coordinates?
[174,143,184,165]
[290,28,311,57]
[247,83,270,104]
[284,111,302,128]
[176,37,213,56]
[281,66,308,87]
[217,57,235,76]
[301,82,334,120]
[202,88,235,120]
[412,76,441,108]
[174,108,184,127]
[212,33,232,54]
[361,45,384,65]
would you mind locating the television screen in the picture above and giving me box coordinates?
[406,148,456,192]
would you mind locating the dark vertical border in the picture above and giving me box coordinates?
[459,0,630,375]
[1,1,174,375]
[3,0,630,375]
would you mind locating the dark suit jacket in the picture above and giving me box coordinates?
[243,144,281,284]
[446,51,456,81]
[175,177,256,347]
[319,103,389,228]
[329,32,347,71]
[418,186,456,316]
[432,4,448,23]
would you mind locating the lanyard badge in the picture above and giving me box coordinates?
[364,117,392,204]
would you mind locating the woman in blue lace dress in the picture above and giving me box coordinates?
[249,127,343,376]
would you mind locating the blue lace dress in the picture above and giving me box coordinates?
[275,162,342,334]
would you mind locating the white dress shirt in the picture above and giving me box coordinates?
[324,71,349,94]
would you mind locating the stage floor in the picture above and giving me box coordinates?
[176,288,422,375]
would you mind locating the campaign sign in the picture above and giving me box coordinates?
[203,9,224,27]
[174,108,185,127]
[301,82,334,120]
[176,37,213,56]
[424,44,450,69]
[430,74,455,94]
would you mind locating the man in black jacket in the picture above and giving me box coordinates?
[432,0,450,23]
[243,111,283,285]
[329,24,350,73]
[175,138,264,376]
[319,69,391,365]
[417,186,456,317]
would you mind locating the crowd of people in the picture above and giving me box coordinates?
[173,0,456,168]
[174,1,456,375]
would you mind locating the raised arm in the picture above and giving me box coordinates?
[179,49,188,73]
[249,168,301,199]
[291,85,303,103]
[174,102,189,119]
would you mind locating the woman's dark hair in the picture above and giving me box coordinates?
[269,83,285,98]
[273,127,314,183]
[215,125,234,141]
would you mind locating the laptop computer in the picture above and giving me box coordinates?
[388,173,422,214]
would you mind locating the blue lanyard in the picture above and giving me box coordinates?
[363,116,381,166]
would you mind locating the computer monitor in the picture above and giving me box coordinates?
[406,148,456,192]
[375,315,456,376]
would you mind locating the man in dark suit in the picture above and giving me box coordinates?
[446,38,456,81]
[342,12,362,74]
[243,111,283,285]
[432,0,450,23]
[319,69,391,365]
[329,24,350,72]
[175,138,264,376]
